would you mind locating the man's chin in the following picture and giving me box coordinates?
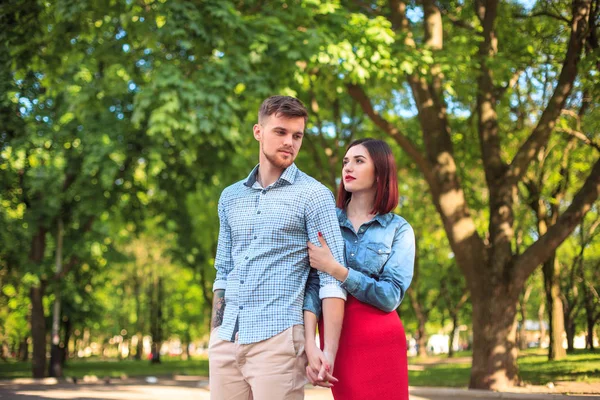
[264,152,295,170]
[276,159,294,169]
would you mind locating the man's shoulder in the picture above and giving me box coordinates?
[219,179,248,201]
[294,169,334,197]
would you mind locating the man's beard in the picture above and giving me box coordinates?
[263,148,294,169]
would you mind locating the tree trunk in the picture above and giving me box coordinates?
[49,219,64,377]
[562,292,576,352]
[133,274,144,361]
[584,286,597,350]
[587,315,595,350]
[0,341,8,361]
[518,284,532,350]
[469,285,520,389]
[543,255,567,360]
[538,302,546,348]
[350,0,595,390]
[136,334,144,361]
[18,337,28,361]
[417,318,427,357]
[30,285,46,378]
[62,316,71,366]
[183,330,191,360]
[150,275,163,364]
[448,313,459,358]
[565,319,576,352]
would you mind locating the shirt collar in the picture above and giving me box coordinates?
[337,207,393,228]
[243,163,298,188]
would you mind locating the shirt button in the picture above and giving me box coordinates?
[245,256,249,260]
[378,249,382,253]
[262,190,266,194]
[239,306,244,310]
[257,210,261,214]
[350,253,355,257]
[253,235,257,240]
[240,280,244,284]
[354,240,358,243]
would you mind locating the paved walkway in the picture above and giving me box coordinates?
[0,378,598,400]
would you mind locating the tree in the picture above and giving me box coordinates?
[306,0,599,389]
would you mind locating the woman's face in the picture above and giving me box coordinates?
[342,144,376,194]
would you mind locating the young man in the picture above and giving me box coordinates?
[209,96,346,399]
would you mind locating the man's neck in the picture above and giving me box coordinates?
[257,159,285,188]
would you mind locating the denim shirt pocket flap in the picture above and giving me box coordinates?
[364,243,392,275]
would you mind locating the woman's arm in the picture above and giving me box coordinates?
[310,224,415,312]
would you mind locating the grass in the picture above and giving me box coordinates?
[409,362,471,387]
[407,349,600,388]
[1,350,598,388]
[0,357,209,380]
[518,350,600,385]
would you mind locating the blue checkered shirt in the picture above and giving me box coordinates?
[213,163,347,344]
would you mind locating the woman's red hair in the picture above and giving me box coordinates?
[336,138,398,215]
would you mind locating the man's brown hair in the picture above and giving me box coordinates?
[258,96,308,124]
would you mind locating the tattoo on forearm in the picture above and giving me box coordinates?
[211,290,226,329]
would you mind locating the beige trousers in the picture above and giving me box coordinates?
[208,325,308,400]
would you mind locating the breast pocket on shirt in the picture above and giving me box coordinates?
[364,243,392,275]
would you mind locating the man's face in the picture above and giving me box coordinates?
[253,113,305,170]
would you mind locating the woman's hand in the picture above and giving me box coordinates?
[307,233,348,282]
[307,233,337,275]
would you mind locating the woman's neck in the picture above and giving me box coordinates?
[346,190,376,218]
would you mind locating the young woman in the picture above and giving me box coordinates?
[303,138,415,400]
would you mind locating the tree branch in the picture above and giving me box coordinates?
[514,156,600,284]
[346,83,435,185]
[506,0,592,186]
[514,11,571,24]
[556,127,600,152]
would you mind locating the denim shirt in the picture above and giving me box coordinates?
[304,208,415,316]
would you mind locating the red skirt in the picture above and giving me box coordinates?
[319,295,409,400]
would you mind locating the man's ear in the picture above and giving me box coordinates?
[253,123,262,141]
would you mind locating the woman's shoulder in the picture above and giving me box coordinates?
[385,213,414,235]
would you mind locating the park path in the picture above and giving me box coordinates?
[0,379,599,400]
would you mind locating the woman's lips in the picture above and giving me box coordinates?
[344,175,356,182]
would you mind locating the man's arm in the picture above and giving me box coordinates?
[305,187,347,299]
[211,192,233,330]
[321,297,344,376]
[305,186,347,378]
[211,289,226,331]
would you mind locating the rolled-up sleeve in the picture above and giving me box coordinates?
[212,192,234,292]
[342,222,415,312]
[303,267,322,318]
[305,186,347,300]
